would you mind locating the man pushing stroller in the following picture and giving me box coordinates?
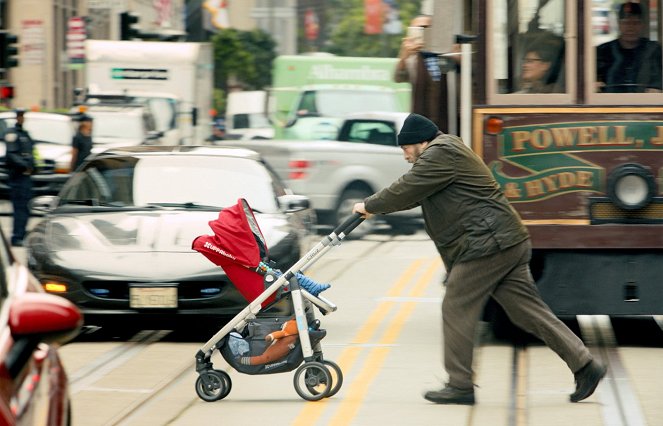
[353,113,606,405]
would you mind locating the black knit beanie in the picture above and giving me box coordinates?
[397,113,439,146]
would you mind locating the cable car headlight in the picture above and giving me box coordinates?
[607,164,656,210]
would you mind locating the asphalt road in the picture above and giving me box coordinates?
[2,203,662,425]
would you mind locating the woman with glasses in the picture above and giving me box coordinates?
[517,36,564,94]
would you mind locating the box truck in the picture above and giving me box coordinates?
[269,54,411,140]
[84,40,214,144]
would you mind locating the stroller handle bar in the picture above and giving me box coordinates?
[333,213,365,237]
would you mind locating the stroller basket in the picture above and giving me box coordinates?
[220,316,327,375]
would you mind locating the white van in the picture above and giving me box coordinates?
[81,105,163,148]
[225,91,273,139]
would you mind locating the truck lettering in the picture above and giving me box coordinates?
[111,68,169,81]
[309,64,391,82]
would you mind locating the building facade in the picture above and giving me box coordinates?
[1,0,188,110]
[0,0,296,110]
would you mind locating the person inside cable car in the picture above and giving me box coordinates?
[596,1,662,93]
[517,36,564,94]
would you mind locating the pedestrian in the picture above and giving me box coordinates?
[206,119,226,142]
[394,15,459,132]
[596,1,662,93]
[3,108,35,247]
[71,114,93,171]
[352,113,606,405]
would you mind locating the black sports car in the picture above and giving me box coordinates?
[25,146,314,330]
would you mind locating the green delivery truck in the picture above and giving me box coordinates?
[269,54,411,140]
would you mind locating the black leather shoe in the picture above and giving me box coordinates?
[424,385,475,405]
[570,360,607,402]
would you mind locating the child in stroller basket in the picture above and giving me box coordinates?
[237,318,299,365]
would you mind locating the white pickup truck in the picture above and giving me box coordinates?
[217,112,422,232]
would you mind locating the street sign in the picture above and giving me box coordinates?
[67,17,86,65]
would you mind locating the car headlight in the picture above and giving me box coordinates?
[607,163,656,210]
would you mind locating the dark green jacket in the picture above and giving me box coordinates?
[365,134,529,271]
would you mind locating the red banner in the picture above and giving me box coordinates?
[305,8,319,41]
[364,0,383,34]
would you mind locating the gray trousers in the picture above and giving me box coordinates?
[442,239,593,389]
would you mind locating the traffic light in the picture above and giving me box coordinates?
[0,31,19,69]
[0,85,14,99]
[120,12,140,40]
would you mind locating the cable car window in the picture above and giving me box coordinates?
[588,0,663,102]
[488,0,573,104]
[592,2,662,93]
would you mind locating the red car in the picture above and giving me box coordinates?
[0,230,82,425]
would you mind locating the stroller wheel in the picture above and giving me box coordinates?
[320,360,343,397]
[195,370,232,402]
[293,362,331,401]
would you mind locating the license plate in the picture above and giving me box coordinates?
[129,285,177,308]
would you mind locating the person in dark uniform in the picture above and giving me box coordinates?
[3,108,35,247]
[71,114,93,171]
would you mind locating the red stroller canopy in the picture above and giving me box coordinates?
[192,198,274,305]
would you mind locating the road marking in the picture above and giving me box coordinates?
[326,257,439,425]
[377,296,441,303]
[323,343,399,348]
[578,315,648,426]
[511,346,528,426]
[291,258,434,426]
[69,330,170,394]
[82,387,153,393]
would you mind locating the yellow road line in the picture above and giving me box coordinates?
[326,258,440,425]
[291,258,427,426]
[515,347,528,426]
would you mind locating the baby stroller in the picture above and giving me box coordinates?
[191,198,363,402]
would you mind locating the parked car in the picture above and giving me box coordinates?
[80,105,163,148]
[79,91,181,145]
[26,146,314,330]
[0,227,82,425]
[0,111,75,195]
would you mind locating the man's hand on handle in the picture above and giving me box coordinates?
[353,202,374,219]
